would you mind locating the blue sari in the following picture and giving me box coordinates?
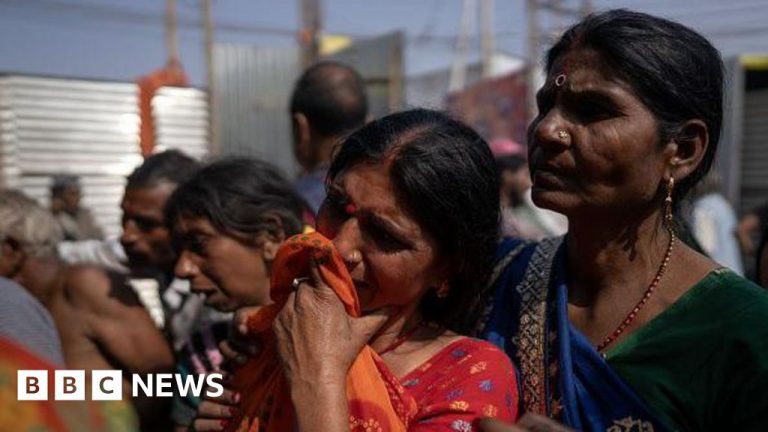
[478,237,671,431]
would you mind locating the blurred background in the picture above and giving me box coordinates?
[0,0,765,251]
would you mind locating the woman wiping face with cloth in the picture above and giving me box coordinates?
[191,109,520,432]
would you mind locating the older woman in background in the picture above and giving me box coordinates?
[475,9,768,432]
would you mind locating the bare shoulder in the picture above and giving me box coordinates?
[61,265,142,313]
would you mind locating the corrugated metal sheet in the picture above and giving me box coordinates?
[214,44,300,176]
[718,57,745,207]
[740,89,768,214]
[0,75,209,237]
[153,86,209,160]
[0,75,142,238]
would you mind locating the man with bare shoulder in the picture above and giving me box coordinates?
[54,151,197,431]
[0,189,142,431]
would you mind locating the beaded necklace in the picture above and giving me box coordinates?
[596,229,676,353]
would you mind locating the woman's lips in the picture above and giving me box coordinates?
[532,165,571,189]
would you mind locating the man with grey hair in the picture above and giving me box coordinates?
[0,190,65,364]
[0,188,170,431]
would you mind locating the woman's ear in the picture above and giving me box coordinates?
[663,119,709,181]
[257,216,287,263]
[261,234,284,262]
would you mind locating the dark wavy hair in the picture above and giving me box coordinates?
[545,9,724,205]
[327,109,500,330]
[165,158,306,246]
[127,149,199,189]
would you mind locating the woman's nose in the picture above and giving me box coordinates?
[532,108,571,150]
[332,219,364,269]
[174,251,199,279]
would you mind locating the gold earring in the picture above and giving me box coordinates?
[664,177,675,230]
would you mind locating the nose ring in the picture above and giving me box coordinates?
[557,130,569,140]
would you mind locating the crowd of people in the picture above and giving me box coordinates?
[2,9,768,432]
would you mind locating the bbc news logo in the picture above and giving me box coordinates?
[17,370,224,401]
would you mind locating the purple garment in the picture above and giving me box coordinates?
[294,166,328,213]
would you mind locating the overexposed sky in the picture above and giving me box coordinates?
[0,0,766,86]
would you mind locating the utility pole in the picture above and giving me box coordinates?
[480,0,495,78]
[450,0,476,92]
[525,0,592,120]
[299,0,322,68]
[165,0,178,66]
[202,0,219,155]
[526,0,540,121]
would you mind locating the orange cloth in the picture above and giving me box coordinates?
[136,63,188,156]
[227,232,417,432]
[0,337,139,431]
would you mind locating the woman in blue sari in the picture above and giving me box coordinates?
[475,10,768,432]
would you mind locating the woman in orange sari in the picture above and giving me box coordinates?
[191,110,519,431]
[270,109,518,431]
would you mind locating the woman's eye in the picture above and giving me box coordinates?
[368,225,406,253]
[188,236,208,255]
[573,99,617,122]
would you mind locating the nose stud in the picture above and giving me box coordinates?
[557,130,569,140]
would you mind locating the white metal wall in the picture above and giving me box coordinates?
[0,75,142,238]
[153,86,209,160]
[214,44,300,177]
[0,75,209,237]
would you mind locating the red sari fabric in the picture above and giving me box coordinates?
[403,338,519,431]
[228,232,417,432]
[228,232,519,431]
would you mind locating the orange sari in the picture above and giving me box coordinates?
[227,232,418,432]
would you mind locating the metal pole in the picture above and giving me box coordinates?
[450,0,475,92]
[299,0,322,68]
[480,0,495,78]
[166,0,178,65]
[526,0,540,122]
[388,32,404,112]
[202,0,219,155]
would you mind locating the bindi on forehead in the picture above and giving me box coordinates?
[548,52,635,98]
[549,48,614,85]
[340,165,420,233]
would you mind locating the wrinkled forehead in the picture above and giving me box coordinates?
[545,47,633,93]
[333,162,427,235]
